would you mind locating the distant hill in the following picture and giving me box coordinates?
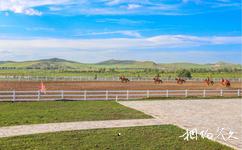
[97,59,137,65]
[97,59,157,68]
[210,61,241,68]
[0,61,14,64]
[38,58,79,63]
[0,58,241,70]
[0,58,88,70]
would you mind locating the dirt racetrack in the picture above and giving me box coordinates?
[0,81,241,91]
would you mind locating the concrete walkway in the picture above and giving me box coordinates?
[0,119,162,138]
[119,99,242,150]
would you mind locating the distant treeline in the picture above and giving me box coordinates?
[0,67,241,73]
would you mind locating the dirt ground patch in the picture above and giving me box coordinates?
[0,81,241,91]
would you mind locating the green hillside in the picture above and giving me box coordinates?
[0,58,91,70]
[0,58,241,78]
[0,58,241,71]
[97,59,137,65]
[97,59,157,69]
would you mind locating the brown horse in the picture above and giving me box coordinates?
[221,78,230,87]
[175,78,186,84]
[153,77,163,84]
[204,77,214,86]
[119,76,130,83]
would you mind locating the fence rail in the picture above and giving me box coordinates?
[0,76,241,82]
[0,89,241,102]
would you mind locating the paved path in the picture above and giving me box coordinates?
[0,119,163,138]
[119,99,242,150]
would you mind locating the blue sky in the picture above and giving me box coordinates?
[0,0,241,64]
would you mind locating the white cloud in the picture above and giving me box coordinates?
[147,35,242,46]
[25,27,55,31]
[95,18,151,25]
[182,0,201,3]
[0,0,238,16]
[120,31,142,38]
[0,47,240,64]
[0,0,70,16]
[0,0,185,16]
[48,6,62,11]
[76,30,142,38]
[0,35,241,63]
[127,4,141,10]
[24,8,42,16]
[211,2,241,8]
[211,36,242,44]
[0,35,240,51]
[106,0,123,6]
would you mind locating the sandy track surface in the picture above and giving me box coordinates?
[0,81,241,91]
[119,99,242,149]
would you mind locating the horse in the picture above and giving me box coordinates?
[175,78,186,84]
[221,78,230,87]
[204,77,214,86]
[119,76,130,83]
[153,77,163,84]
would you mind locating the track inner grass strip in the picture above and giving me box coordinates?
[0,125,232,150]
[0,101,151,127]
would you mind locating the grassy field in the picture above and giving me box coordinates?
[0,69,241,78]
[0,101,150,127]
[0,58,241,78]
[0,125,232,150]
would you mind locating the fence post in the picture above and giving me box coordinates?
[147,90,149,98]
[61,90,64,99]
[12,90,16,102]
[106,90,108,100]
[116,96,118,102]
[238,89,240,97]
[185,89,188,97]
[126,90,129,100]
[166,90,169,97]
[38,90,40,101]
[203,89,206,97]
[220,89,223,96]
[84,90,87,100]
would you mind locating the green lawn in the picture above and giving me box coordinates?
[0,125,232,150]
[0,69,241,78]
[0,101,151,127]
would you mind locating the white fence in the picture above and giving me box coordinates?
[0,89,241,102]
[0,75,241,82]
